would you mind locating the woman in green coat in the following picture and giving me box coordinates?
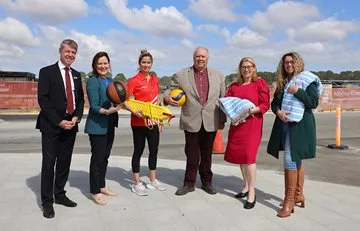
[267,52,322,218]
[85,52,122,205]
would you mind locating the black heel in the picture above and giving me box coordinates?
[244,195,256,209]
[235,191,248,198]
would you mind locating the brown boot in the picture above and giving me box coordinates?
[277,169,297,218]
[279,171,289,206]
[295,165,305,208]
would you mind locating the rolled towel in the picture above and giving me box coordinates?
[219,97,255,125]
[281,71,323,122]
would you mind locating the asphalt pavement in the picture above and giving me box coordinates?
[0,110,359,230]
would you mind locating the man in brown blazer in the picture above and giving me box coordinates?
[164,47,226,195]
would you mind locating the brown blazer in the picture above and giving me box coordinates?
[168,66,226,132]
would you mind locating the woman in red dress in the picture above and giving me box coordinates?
[224,57,270,209]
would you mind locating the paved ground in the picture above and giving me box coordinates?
[0,154,359,231]
[0,110,360,230]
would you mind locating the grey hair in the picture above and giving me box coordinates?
[193,47,209,57]
[59,39,78,51]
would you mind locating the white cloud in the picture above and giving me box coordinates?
[295,42,326,53]
[197,24,222,34]
[287,18,360,42]
[69,30,112,59]
[225,27,268,47]
[105,0,192,37]
[0,17,40,46]
[189,0,237,22]
[181,39,194,49]
[0,0,88,24]
[39,26,65,43]
[248,1,320,31]
[0,41,24,58]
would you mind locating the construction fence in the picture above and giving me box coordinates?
[0,81,359,111]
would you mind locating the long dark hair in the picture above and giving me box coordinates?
[92,51,110,77]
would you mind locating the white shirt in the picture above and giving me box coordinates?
[58,61,75,113]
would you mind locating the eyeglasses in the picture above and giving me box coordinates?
[240,65,254,70]
[284,60,295,65]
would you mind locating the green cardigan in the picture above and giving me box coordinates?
[267,83,319,162]
[84,77,118,135]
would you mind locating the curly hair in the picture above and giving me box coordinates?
[275,52,305,95]
[235,57,258,84]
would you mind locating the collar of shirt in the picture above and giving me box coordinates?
[193,66,207,75]
[136,71,153,80]
[58,60,71,72]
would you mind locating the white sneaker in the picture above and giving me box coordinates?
[146,179,167,191]
[131,182,148,196]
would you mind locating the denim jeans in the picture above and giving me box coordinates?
[283,123,302,170]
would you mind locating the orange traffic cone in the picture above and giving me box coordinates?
[212,130,225,154]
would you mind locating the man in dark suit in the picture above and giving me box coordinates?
[36,39,84,218]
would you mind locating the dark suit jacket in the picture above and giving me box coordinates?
[36,62,85,134]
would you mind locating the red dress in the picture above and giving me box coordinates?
[224,78,270,164]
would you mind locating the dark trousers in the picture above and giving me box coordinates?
[184,125,216,187]
[89,126,115,194]
[41,131,76,207]
[131,125,159,173]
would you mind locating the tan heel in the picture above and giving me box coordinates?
[100,188,117,196]
[92,194,107,205]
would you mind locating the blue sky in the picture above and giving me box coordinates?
[0,0,359,78]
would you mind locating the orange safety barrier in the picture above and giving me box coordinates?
[212,130,225,154]
[327,105,348,149]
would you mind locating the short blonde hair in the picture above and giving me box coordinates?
[59,39,78,51]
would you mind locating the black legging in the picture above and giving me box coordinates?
[131,125,159,173]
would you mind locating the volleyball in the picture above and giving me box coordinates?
[106,81,129,104]
[170,89,186,106]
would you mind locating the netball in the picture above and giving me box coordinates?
[106,81,129,104]
[170,89,186,106]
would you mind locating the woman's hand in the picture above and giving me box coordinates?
[276,110,290,122]
[287,83,299,94]
[133,110,145,119]
[103,104,122,115]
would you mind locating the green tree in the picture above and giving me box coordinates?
[79,71,88,83]
[224,73,237,86]
[258,71,275,85]
[114,73,127,82]
[159,76,172,89]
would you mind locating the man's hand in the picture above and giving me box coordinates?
[219,122,225,130]
[71,116,78,125]
[164,95,179,107]
[58,120,75,130]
